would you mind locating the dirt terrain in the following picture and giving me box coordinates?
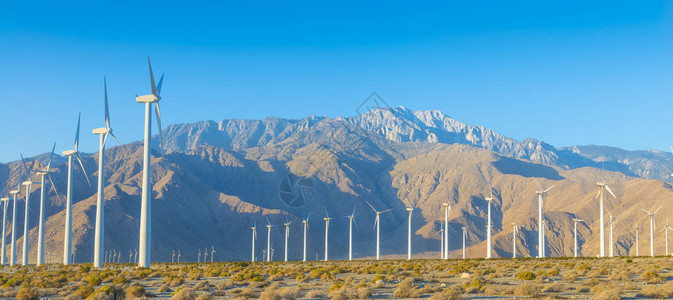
[2,256,673,299]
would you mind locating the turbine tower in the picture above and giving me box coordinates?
[461,226,467,259]
[595,174,617,257]
[572,217,584,257]
[484,177,495,259]
[35,143,61,266]
[0,188,8,266]
[284,220,291,262]
[608,212,614,257]
[661,219,673,256]
[366,201,392,260]
[266,218,273,262]
[323,209,331,261]
[406,204,414,260]
[345,206,358,261]
[511,223,518,258]
[534,179,554,258]
[442,200,452,259]
[435,227,444,259]
[251,221,257,262]
[8,172,20,266]
[302,213,310,261]
[92,78,120,268]
[62,113,91,265]
[134,57,165,268]
[19,155,37,266]
[642,206,660,257]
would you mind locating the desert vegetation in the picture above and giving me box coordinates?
[1,256,673,299]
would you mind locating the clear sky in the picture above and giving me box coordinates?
[1,1,672,162]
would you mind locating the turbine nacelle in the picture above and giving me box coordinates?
[135,94,160,103]
[61,150,79,157]
[92,127,111,135]
[9,190,19,195]
[21,180,35,186]
[0,197,9,202]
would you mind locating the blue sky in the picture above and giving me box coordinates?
[1,1,672,162]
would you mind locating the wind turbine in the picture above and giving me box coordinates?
[344,205,358,261]
[634,220,640,256]
[0,186,8,266]
[661,219,673,256]
[35,143,61,266]
[211,246,215,262]
[20,155,37,266]
[511,223,518,258]
[251,221,257,262]
[595,172,617,257]
[62,113,91,265]
[442,200,452,259]
[302,213,310,262]
[284,220,291,262]
[92,78,121,268]
[608,211,614,257]
[324,209,331,261]
[572,217,585,257]
[406,204,414,260]
[135,57,165,268]
[461,226,467,259]
[266,218,273,262]
[534,179,554,258]
[197,249,201,263]
[366,201,392,260]
[203,247,208,262]
[642,206,661,257]
[484,177,496,259]
[434,227,444,259]
[171,250,175,263]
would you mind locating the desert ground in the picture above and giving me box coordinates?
[2,256,673,299]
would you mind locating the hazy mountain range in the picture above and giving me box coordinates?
[2,106,673,263]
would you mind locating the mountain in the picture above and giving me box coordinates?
[1,106,672,263]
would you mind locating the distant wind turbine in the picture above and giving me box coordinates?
[595,171,617,257]
[251,221,257,262]
[266,218,274,262]
[442,200,452,259]
[534,179,554,258]
[0,187,8,266]
[661,219,673,256]
[406,202,415,260]
[302,213,310,262]
[324,209,331,261]
[511,223,518,258]
[462,226,467,259]
[434,227,444,259]
[344,206,358,261]
[572,217,585,257]
[284,219,291,262]
[211,246,215,262]
[484,177,495,259]
[634,220,640,256]
[8,178,20,266]
[62,113,91,265]
[19,155,37,266]
[642,206,661,257]
[36,143,61,266]
[366,201,392,260]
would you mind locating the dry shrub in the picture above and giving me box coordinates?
[541,282,565,293]
[562,271,578,283]
[393,278,419,298]
[483,285,505,296]
[158,284,172,293]
[195,293,213,300]
[16,287,39,300]
[356,287,371,299]
[442,284,464,300]
[64,295,82,300]
[514,283,540,297]
[126,285,145,298]
[74,285,94,298]
[216,280,232,290]
[591,282,622,300]
[194,281,211,291]
[305,290,326,298]
[624,281,638,291]
[516,271,535,281]
[638,283,673,298]
[641,270,664,284]
[171,287,196,300]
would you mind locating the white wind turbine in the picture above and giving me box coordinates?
[323,209,331,261]
[633,220,640,256]
[595,172,617,257]
[661,219,673,256]
[8,174,20,266]
[511,223,518,258]
[0,186,8,266]
[366,201,392,260]
[442,201,452,259]
[434,227,444,259]
[534,179,554,258]
[572,217,585,258]
[461,226,467,259]
[92,78,121,268]
[302,213,310,262]
[344,206,358,261]
[35,143,62,266]
[203,247,208,262]
[62,113,91,265]
[406,203,414,260]
[484,177,496,259]
[251,221,257,262]
[211,246,215,262]
[19,155,37,266]
[608,211,615,257]
[284,219,291,262]
[135,57,165,268]
[642,206,661,257]
[266,218,274,262]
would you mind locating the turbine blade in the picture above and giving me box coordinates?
[104,77,110,129]
[381,209,393,213]
[324,207,330,219]
[47,142,56,171]
[157,74,164,96]
[74,113,81,151]
[544,185,555,193]
[533,178,542,191]
[109,132,122,147]
[47,174,62,203]
[373,216,378,231]
[353,217,360,232]
[306,212,311,222]
[102,132,109,147]
[148,57,157,96]
[155,102,163,151]
[595,189,601,200]
[605,185,616,198]
[20,154,31,178]
[654,205,663,215]
[365,201,376,212]
[641,208,652,214]
[75,155,92,187]
[352,205,356,217]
